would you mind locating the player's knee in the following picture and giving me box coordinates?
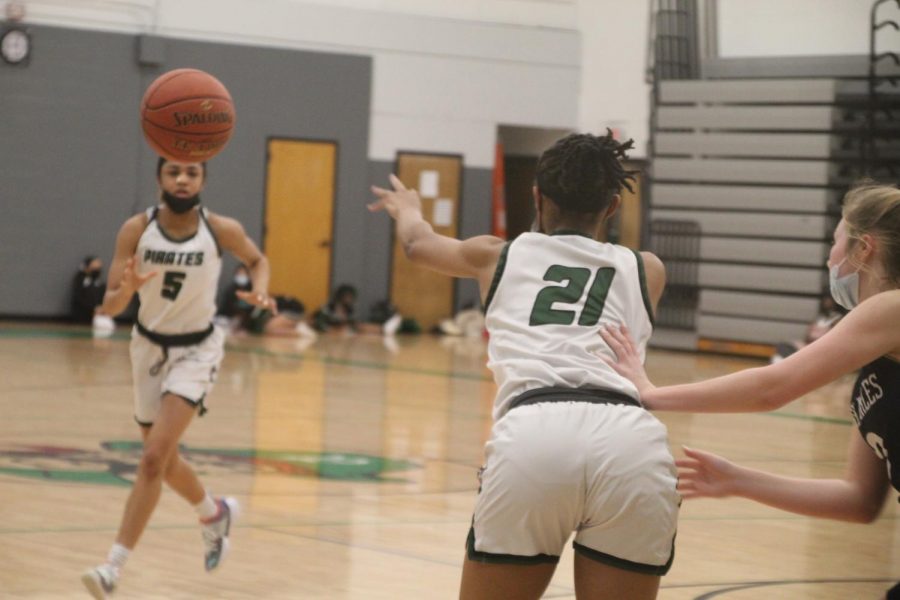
[138,447,171,480]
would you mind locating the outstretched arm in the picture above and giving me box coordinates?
[601,290,900,412]
[369,174,505,294]
[208,214,275,314]
[677,436,889,523]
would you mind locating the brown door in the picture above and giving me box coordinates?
[390,153,462,330]
[503,155,538,239]
[264,139,335,314]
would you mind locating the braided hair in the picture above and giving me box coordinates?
[535,130,637,215]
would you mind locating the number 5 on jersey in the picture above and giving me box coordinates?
[161,271,186,301]
[529,265,616,326]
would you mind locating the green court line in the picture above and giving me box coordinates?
[1,328,855,425]
[766,410,853,426]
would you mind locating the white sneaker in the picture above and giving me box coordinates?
[294,321,317,339]
[200,497,239,571]
[92,314,115,334]
[81,564,118,599]
[382,313,402,336]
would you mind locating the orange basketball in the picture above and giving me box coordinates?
[140,68,235,162]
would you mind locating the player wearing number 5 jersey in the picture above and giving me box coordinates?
[81,157,274,599]
[601,183,900,600]
[370,131,678,600]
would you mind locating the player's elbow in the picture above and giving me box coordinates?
[843,482,886,523]
[847,501,883,524]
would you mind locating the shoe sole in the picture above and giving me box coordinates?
[81,571,108,600]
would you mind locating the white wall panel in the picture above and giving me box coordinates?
[369,114,496,166]
[159,0,579,66]
[372,54,579,122]
[717,0,877,58]
[19,0,580,169]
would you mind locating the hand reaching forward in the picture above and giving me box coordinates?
[598,324,655,398]
[121,256,157,292]
[368,174,422,220]
[676,446,740,499]
[235,290,278,315]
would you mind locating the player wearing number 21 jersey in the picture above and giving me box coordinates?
[370,131,679,600]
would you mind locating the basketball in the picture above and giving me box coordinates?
[140,68,235,162]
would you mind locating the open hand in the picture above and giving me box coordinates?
[368,174,422,219]
[236,290,278,315]
[676,446,739,499]
[598,324,655,398]
[121,257,156,292]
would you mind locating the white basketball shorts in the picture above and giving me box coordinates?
[129,325,225,425]
[467,396,680,574]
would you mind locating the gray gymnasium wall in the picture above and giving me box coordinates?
[0,24,373,317]
[364,160,493,315]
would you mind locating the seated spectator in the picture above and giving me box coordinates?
[218,265,316,338]
[314,284,402,335]
[72,256,105,323]
[71,256,115,334]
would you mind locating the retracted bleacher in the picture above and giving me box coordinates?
[648,78,896,356]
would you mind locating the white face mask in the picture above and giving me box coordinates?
[829,258,859,310]
[234,274,250,287]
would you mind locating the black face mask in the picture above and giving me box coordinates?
[88,269,102,279]
[161,191,201,214]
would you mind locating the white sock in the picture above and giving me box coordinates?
[106,543,130,572]
[194,493,218,521]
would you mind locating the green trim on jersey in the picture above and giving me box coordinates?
[631,249,655,326]
[199,208,223,257]
[483,241,511,312]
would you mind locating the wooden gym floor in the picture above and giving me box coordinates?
[0,322,897,599]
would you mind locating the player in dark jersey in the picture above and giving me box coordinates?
[600,182,900,599]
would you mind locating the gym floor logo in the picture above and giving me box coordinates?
[0,442,419,487]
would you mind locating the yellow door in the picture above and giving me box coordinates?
[264,139,335,314]
[390,154,462,330]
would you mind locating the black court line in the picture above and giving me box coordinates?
[658,577,899,598]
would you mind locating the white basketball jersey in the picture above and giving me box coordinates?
[485,232,655,420]
[135,207,223,334]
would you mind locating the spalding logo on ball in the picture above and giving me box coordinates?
[140,68,235,162]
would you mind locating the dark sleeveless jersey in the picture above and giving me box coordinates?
[850,356,900,497]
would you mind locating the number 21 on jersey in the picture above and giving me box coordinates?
[529,265,616,326]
